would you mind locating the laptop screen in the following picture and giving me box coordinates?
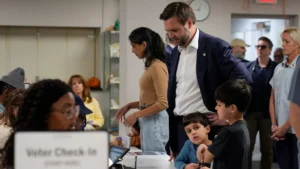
[109,146,130,166]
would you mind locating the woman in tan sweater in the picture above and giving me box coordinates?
[116,27,169,152]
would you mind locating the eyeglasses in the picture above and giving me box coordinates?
[255,45,269,50]
[53,105,80,120]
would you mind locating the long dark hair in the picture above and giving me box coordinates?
[129,27,166,68]
[0,89,26,127]
[1,79,72,168]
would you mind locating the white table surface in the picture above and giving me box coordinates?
[120,147,176,169]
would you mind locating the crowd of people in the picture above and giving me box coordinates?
[0,1,299,169]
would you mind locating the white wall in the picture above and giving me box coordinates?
[94,0,120,129]
[231,18,288,61]
[0,0,119,129]
[0,0,103,27]
[193,0,300,41]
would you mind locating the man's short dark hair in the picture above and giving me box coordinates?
[258,36,273,49]
[183,112,210,127]
[215,79,252,113]
[159,2,195,25]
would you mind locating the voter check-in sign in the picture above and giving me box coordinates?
[14,131,108,169]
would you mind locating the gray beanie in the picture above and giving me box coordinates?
[0,67,25,89]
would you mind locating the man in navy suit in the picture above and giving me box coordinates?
[159,2,252,159]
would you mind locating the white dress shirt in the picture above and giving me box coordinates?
[174,29,209,116]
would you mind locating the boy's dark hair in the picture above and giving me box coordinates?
[159,2,196,25]
[258,36,273,49]
[215,79,251,113]
[183,112,210,127]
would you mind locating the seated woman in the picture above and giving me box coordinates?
[0,89,25,149]
[68,75,104,129]
[1,79,78,169]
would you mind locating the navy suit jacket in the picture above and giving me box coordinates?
[167,30,252,153]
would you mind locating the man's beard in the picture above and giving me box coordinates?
[179,28,190,47]
[169,28,190,47]
[234,51,245,59]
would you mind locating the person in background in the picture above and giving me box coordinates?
[110,121,141,148]
[245,37,276,169]
[270,27,300,169]
[115,27,169,152]
[230,38,250,63]
[272,48,284,163]
[166,34,176,56]
[165,35,176,155]
[166,34,176,76]
[287,28,300,169]
[0,89,25,149]
[69,75,104,129]
[273,48,284,63]
[159,2,252,159]
[175,113,212,169]
[1,79,78,168]
[0,68,25,113]
[127,121,141,148]
[197,79,251,169]
[73,94,92,131]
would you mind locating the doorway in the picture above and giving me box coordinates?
[231,14,298,61]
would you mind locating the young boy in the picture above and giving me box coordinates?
[175,113,212,169]
[197,79,251,169]
[128,121,141,148]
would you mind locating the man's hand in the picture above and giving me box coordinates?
[200,167,210,169]
[271,124,288,140]
[271,124,285,141]
[206,113,228,126]
[197,144,208,162]
[184,163,199,169]
[168,150,177,161]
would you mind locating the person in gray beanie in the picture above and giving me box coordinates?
[0,67,25,113]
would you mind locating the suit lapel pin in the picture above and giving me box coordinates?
[203,53,206,56]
